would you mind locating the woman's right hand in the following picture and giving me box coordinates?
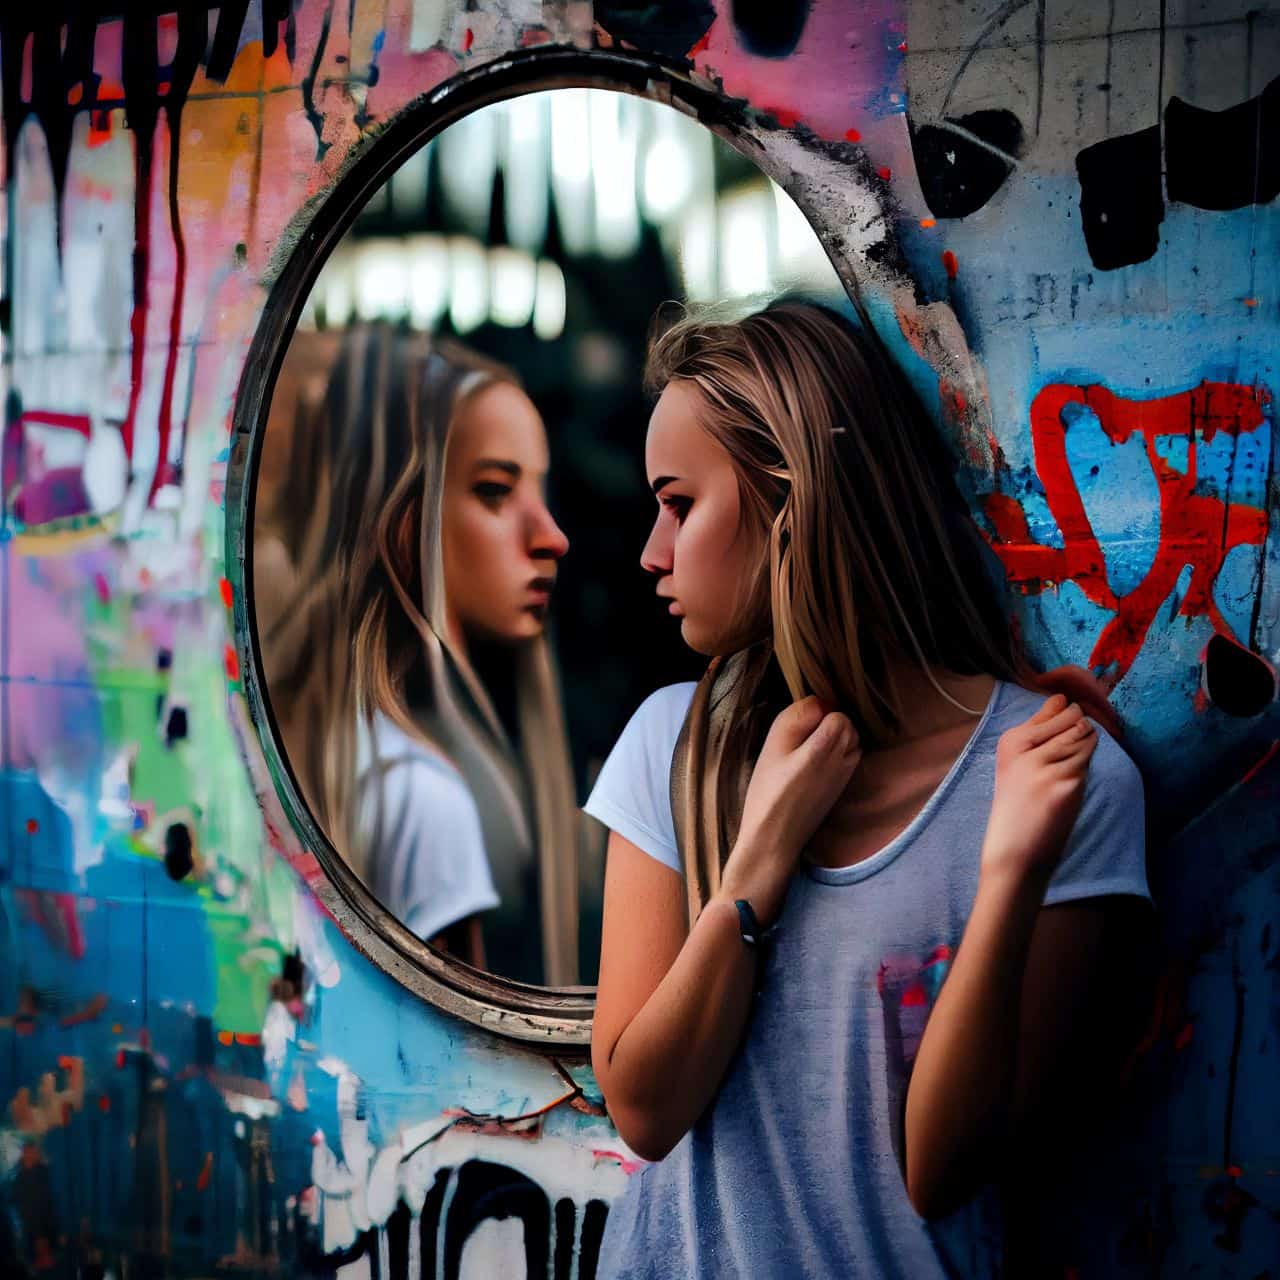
[720,696,862,921]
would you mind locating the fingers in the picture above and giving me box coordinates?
[773,696,860,756]
[1028,692,1069,724]
[769,695,828,749]
[1036,664,1125,739]
[1038,716,1096,763]
[1023,699,1086,747]
[805,710,860,760]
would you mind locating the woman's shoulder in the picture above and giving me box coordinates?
[991,680,1143,798]
[358,713,468,790]
[629,681,699,731]
[614,681,699,765]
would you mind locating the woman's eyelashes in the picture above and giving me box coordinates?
[473,480,514,506]
[661,495,692,524]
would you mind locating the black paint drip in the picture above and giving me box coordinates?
[163,822,195,881]
[732,0,809,58]
[593,0,716,60]
[1166,75,1280,211]
[0,3,292,482]
[1074,74,1280,271]
[909,109,1022,219]
[1075,125,1164,271]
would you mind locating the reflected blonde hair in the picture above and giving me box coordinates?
[647,300,1023,919]
[259,324,579,983]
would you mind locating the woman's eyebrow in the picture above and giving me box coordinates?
[473,458,522,477]
[651,475,680,495]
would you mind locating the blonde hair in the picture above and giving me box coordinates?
[259,324,580,983]
[647,299,1023,918]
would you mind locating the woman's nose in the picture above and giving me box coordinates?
[529,500,570,560]
[640,517,672,576]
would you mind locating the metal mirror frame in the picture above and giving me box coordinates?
[225,44,858,1050]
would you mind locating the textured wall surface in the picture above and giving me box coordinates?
[0,2,1277,1276]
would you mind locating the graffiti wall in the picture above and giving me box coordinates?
[0,1,1276,1276]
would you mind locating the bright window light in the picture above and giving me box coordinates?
[439,110,498,237]
[488,246,537,327]
[503,94,549,253]
[642,134,694,223]
[404,234,449,330]
[719,186,771,297]
[550,89,593,256]
[447,237,488,334]
[532,259,566,340]
[590,92,639,258]
[678,199,716,302]
[354,239,409,320]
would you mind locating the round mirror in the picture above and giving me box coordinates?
[251,85,846,989]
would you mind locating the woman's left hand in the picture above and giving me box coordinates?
[1023,663,1123,739]
[982,694,1098,884]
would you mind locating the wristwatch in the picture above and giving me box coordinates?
[733,898,777,947]
[734,899,779,995]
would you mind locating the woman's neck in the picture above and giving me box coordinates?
[879,663,996,745]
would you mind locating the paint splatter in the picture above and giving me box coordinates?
[982,381,1271,682]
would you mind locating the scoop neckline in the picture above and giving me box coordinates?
[803,678,1005,886]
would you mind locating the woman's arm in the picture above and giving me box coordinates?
[592,696,861,1162]
[591,833,758,1161]
[902,694,1140,1219]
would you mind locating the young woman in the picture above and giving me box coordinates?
[585,299,1152,1275]
[257,324,580,982]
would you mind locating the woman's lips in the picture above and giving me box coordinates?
[667,600,684,617]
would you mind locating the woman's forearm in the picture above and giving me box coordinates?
[902,861,1050,1219]
[603,894,757,1161]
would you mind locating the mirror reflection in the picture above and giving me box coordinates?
[253,87,845,985]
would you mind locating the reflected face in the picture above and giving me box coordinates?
[640,380,762,657]
[441,381,569,647]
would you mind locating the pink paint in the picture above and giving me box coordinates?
[692,1,905,143]
[20,32,33,103]
[767,106,803,128]
[591,1148,648,1175]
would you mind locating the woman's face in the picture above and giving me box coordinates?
[441,381,569,647]
[640,380,763,657]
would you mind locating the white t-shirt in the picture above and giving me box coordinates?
[581,682,696,875]
[355,714,499,942]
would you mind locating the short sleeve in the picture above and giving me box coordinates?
[357,738,500,942]
[1042,726,1152,907]
[582,682,697,875]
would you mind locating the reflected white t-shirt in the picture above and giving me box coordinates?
[355,714,499,943]
[583,679,1152,1279]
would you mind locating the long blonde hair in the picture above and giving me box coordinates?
[258,324,580,983]
[648,300,1023,920]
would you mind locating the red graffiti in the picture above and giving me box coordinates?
[982,381,1271,680]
